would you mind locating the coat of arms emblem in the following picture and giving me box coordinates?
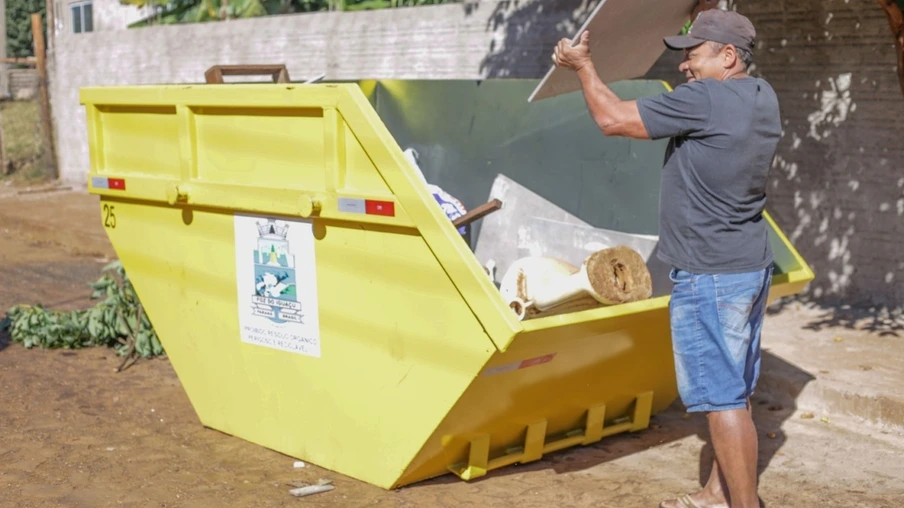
[251,218,304,324]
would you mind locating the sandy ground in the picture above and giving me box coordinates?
[1,185,902,508]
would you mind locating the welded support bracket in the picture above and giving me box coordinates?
[448,391,655,481]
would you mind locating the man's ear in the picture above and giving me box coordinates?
[724,44,738,68]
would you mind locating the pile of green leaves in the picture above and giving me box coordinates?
[1,261,164,362]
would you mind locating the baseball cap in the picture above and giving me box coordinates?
[663,9,756,53]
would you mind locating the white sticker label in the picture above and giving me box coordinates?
[234,214,320,357]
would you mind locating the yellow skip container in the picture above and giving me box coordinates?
[81,78,813,489]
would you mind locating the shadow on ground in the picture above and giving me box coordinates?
[408,351,815,506]
[767,297,904,338]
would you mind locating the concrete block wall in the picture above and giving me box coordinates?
[48,0,903,309]
[646,0,904,310]
[761,0,903,311]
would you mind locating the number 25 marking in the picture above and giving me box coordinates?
[103,204,117,229]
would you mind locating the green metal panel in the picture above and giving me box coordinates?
[351,78,801,279]
[367,79,671,240]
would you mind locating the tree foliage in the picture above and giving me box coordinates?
[5,0,45,57]
[123,0,459,27]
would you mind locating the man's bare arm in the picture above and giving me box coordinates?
[575,62,650,139]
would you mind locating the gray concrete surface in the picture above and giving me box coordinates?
[761,301,904,432]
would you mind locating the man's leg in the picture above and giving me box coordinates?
[700,265,771,508]
[699,454,730,505]
[659,443,730,507]
[707,407,759,508]
[660,266,771,508]
[660,269,730,508]
[694,400,753,506]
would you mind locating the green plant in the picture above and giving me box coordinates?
[123,0,460,27]
[183,0,269,22]
[2,261,164,371]
[5,0,45,58]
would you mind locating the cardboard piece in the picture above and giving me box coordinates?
[528,0,698,102]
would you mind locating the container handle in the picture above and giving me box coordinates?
[204,64,291,84]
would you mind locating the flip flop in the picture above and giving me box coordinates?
[678,495,703,508]
[658,495,703,508]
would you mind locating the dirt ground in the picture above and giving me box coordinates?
[1,185,902,508]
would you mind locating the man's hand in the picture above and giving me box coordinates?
[548,29,650,140]
[552,30,592,72]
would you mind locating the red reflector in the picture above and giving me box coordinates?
[365,200,395,217]
[108,178,126,190]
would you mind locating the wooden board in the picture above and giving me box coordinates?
[528,0,698,102]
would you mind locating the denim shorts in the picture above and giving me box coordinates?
[668,264,773,413]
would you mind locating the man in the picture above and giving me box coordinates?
[551,9,780,508]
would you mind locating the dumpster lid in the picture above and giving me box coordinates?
[529,0,699,101]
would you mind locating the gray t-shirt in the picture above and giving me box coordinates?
[636,76,781,274]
